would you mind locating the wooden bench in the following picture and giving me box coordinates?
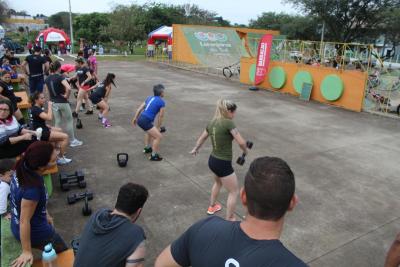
[1,216,32,267]
[15,91,30,110]
[42,165,59,198]
[11,78,23,92]
[15,91,31,122]
[32,249,74,267]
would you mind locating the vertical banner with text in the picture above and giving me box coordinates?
[254,34,273,85]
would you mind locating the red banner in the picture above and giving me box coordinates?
[254,34,273,85]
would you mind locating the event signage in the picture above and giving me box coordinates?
[254,34,273,85]
[182,27,248,67]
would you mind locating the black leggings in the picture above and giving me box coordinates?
[0,140,35,159]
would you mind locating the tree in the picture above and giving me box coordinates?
[48,12,76,34]
[106,4,147,53]
[181,4,229,26]
[381,8,400,58]
[249,12,320,40]
[74,13,110,43]
[105,2,230,51]
[285,0,400,42]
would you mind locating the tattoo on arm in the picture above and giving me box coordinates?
[231,128,239,135]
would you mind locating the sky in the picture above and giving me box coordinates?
[8,0,297,25]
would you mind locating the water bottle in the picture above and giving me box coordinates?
[42,243,59,267]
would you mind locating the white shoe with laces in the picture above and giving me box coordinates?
[57,156,72,165]
[69,139,83,147]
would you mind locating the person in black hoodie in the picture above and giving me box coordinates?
[74,183,148,267]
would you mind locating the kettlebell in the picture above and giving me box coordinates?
[160,126,166,133]
[117,153,129,167]
[82,195,92,216]
[76,118,83,129]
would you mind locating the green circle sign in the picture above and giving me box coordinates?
[249,64,256,84]
[293,71,313,94]
[321,74,344,101]
[268,67,286,89]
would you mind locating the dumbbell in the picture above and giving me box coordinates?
[59,170,86,191]
[82,194,92,216]
[67,191,94,204]
[160,126,166,133]
[236,141,254,166]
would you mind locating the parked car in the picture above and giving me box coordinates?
[3,38,24,53]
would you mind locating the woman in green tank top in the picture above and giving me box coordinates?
[190,99,248,221]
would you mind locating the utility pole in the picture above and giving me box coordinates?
[68,0,74,54]
[319,0,327,58]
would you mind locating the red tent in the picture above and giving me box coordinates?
[147,26,172,46]
[147,26,172,58]
[36,28,71,44]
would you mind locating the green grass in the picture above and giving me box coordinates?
[95,55,145,62]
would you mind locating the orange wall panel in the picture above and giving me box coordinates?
[240,57,367,112]
[172,24,199,65]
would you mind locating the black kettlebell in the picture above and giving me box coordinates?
[82,195,92,216]
[160,126,166,133]
[117,153,128,167]
[76,118,83,129]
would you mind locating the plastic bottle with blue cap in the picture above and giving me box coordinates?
[42,243,59,267]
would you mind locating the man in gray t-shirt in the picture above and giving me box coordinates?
[74,183,148,267]
[155,157,307,267]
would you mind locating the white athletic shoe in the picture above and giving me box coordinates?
[69,139,83,147]
[57,156,72,165]
[35,127,43,141]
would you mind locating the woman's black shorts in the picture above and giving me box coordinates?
[89,94,102,105]
[41,129,51,141]
[208,155,234,178]
[137,114,154,131]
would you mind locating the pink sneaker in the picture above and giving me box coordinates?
[207,203,222,215]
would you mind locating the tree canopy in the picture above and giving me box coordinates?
[74,12,110,43]
[48,12,77,35]
[249,12,320,40]
[285,0,400,42]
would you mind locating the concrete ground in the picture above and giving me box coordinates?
[49,59,400,266]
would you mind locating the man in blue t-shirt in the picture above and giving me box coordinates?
[132,84,166,161]
[155,157,308,267]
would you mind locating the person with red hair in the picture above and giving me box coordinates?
[10,142,68,267]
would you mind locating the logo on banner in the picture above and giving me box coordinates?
[194,32,227,42]
[254,34,273,85]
